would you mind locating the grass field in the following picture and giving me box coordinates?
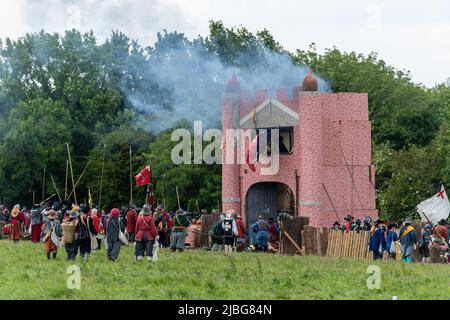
[0,240,449,300]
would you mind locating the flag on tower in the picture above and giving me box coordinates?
[246,134,259,172]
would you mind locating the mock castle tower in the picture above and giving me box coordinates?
[221,73,377,228]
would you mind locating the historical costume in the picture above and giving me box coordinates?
[420,224,432,263]
[268,217,280,252]
[90,209,102,250]
[61,210,79,260]
[30,205,43,243]
[170,209,190,252]
[41,210,62,259]
[106,208,124,261]
[222,212,237,253]
[398,218,417,263]
[385,223,398,260]
[210,215,225,252]
[126,207,138,243]
[369,221,386,260]
[77,206,92,262]
[10,205,24,243]
[252,216,269,252]
[163,210,173,247]
[435,219,448,244]
[235,214,247,251]
[135,205,158,261]
[154,206,167,247]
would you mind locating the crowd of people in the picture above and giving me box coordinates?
[0,201,191,262]
[331,215,450,263]
[2,201,448,264]
[0,201,282,260]
[208,211,280,253]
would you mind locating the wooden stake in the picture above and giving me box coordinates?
[42,167,46,202]
[64,160,69,200]
[66,143,77,205]
[50,175,62,202]
[98,144,106,209]
[129,146,133,207]
[176,186,181,210]
[67,160,92,199]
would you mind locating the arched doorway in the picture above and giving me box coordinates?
[245,182,295,231]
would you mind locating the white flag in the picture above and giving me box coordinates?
[417,185,450,225]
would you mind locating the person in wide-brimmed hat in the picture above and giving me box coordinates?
[76,206,92,262]
[386,223,399,260]
[10,205,24,243]
[135,205,158,261]
[41,210,62,259]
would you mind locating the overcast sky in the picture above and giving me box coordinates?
[0,0,449,87]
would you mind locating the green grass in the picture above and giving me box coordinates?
[0,240,448,300]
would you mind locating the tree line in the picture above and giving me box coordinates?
[0,21,448,220]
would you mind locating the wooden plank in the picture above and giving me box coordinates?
[283,231,302,255]
[330,230,336,257]
[337,231,343,258]
[320,227,328,256]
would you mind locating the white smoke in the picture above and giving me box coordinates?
[125,39,330,133]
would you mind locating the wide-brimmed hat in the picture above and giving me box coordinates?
[387,223,398,229]
[177,209,187,216]
[47,210,58,220]
[11,204,20,217]
[404,218,413,224]
[424,224,432,230]
[438,219,447,226]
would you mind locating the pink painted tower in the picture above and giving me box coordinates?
[221,73,377,228]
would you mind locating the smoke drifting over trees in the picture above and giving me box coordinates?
[0,21,448,220]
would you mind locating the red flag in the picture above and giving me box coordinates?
[246,134,259,172]
[135,166,151,186]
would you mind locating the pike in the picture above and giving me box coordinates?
[67,160,92,199]
[50,175,62,202]
[66,143,77,205]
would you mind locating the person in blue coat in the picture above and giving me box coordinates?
[369,220,386,260]
[398,218,417,263]
[385,223,398,260]
[252,215,269,252]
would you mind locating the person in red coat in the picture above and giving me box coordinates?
[134,205,158,261]
[90,209,103,250]
[126,206,138,243]
[235,214,247,251]
[10,204,24,243]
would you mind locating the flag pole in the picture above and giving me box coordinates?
[50,175,62,202]
[162,173,166,209]
[42,167,46,202]
[98,144,106,209]
[129,146,133,207]
[64,160,69,200]
[67,160,92,199]
[176,186,181,210]
[66,143,77,205]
